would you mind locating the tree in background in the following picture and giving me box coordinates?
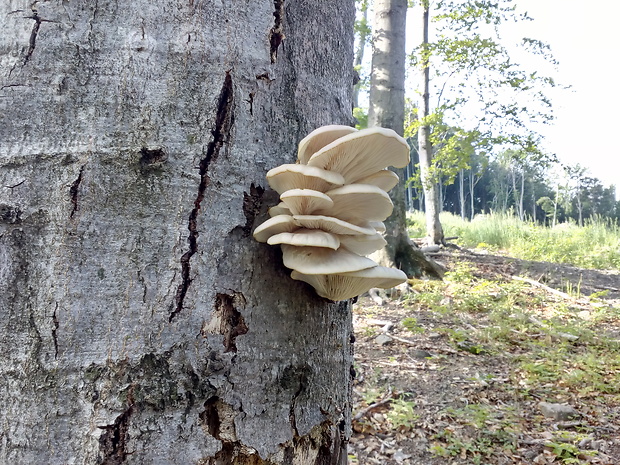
[353,0,371,112]
[368,0,443,277]
[416,0,444,244]
[0,2,356,463]
[408,0,557,241]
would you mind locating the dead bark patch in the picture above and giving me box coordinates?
[202,292,248,353]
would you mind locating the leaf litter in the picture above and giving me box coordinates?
[349,249,620,464]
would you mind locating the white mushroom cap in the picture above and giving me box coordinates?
[268,228,340,250]
[369,221,386,233]
[319,184,393,223]
[292,215,377,236]
[253,215,298,243]
[355,170,400,192]
[266,164,345,195]
[268,202,292,217]
[290,266,407,301]
[306,127,410,183]
[338,232,387,255]
[281,244,377,275]
[280,189,334,215]
[297,125,359,165]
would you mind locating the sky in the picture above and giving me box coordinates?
[512,0,620,194]
[399,0,619,196]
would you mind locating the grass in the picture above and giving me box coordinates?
[403,265,620,463]
[352,261,620,464]
[407,210,620,270]
[351,213,620,463]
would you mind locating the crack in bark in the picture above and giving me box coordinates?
[5,179,26,189]
[97,390,134,465]
[289,382,303,438]
[281,364,310,438]
[23,12,42,65]
[69,165,85,219]
[246,92,254,116]
[171,71,235,322]
[52,303,59,359]
[269,0,285,63]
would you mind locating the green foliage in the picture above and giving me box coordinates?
[408,0,558,215]
[353,107,368,130]
[386,398,419,429]
[402,317,425,334]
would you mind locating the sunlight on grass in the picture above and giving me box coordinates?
[408,210,620,270]
[402,264,620,463]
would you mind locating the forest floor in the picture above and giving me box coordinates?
[348,247,620,465]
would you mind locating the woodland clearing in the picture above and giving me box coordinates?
[349,247,620,464]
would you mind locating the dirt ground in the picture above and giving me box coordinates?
[348,248,620,465]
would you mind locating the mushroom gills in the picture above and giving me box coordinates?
[291,266,407,301]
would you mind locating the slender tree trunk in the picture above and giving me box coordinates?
[520,172,525,220]
[0,2,356,463]
[553,182,560,227]
[417,1,443,244]
[368,0,442,277]
[469,169,477,221]
[510,167,524,220]
[576,188,583,226]
[353,2,369,109]
[458,169,465,220]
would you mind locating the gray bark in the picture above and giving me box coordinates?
[0,1,356,464]
[458,169,465,220]
[367,0,440,278]
[417,1,443,245]
[352,3,369,110]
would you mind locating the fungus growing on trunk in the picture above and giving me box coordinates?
[290,266,407,301]
[266,164,345,194]
[355,169,400,192]
[253,126,410,301]
[268,229,340,250]
[297,125,358,164]
[280,189,334,215]
[306,127,410,183]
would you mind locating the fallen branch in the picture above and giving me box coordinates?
[353,388,399,421]
[511,275,572,299]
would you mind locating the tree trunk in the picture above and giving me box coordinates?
[368,0,442,278]
[459,169,466,221]
[0,2,356,463]
[469,169,476,221]
[417,1,443,245]
[352,2,369,109]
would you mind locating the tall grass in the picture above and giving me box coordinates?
[408,211,620,270]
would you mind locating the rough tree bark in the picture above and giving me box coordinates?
[0,1,356,463]
[417,0,444,245]
[368,0,442,278]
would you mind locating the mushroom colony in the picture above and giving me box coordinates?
[253,125,411,301]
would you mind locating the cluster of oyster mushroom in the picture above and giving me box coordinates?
[253,125,411,301]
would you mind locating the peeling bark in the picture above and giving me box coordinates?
[269,0,285,63]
